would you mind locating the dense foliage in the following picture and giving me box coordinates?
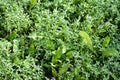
[0,0,120,80]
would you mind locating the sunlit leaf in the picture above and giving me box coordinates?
[79,31,93,51]
[62,44,66,54]
[29,43,35,54]
[102,36,110,47]
[14,57,20,64]
[101,48,118,57]
[29,0,37,10]
[59,64,70,75]
[28,33,43,40]
[52,67,57,77]
[110,73,118,80]
[74,66,80,76]
[13,39,19,53]
[66,51,73,60]
[52,47,62,64]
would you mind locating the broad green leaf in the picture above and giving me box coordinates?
[99,28,106,33]
[46,40,55,50]
[80,77,86,80]
[75,76,85,80]
[52,47,62,64]
[14,57,20,64]
[59,64,70,75]
[102,36,110,47]
[29,0,37,10]
[30,44,34,50]
[55,47,61,59]
[52,67,57,77]
[66,51,73,60]
[44,63,51,68]
[6,31,17,40]
[29,43,35,55]
[110,73,118,80]
[58,39,66,53]
[87,26,92,32]
[79,31,93,51]
[19,38,25,46]
[75,67,80,76]
[101,48,118,57]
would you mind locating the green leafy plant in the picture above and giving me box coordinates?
[79,30,93,51]
[0,0,120,80]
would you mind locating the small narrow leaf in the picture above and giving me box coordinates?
[22,51,24,59]
[80,31,93,50]
[102,36,110,47]
[62,44,66,54]
[13,39,19,53]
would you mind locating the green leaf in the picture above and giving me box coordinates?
[22,51,24,59]
[66,51,73,60]
[59,64,70,75]
[52,67,57,77]
[102,36,110,47]
[28,33,43,40]
[29,0,37,10]
[7,31,17,40]
[19,38,25,46]
[62,44,66,54]
[101,48,118,57]
[52,47,62,64]
[14,57,20,64]
[74,67,80,76]
[79,31,93,51]
[55,47,62,59]
[29,43,35,55]
[110,73,118,80]
[13,39,19,53]
[46,40,55,50]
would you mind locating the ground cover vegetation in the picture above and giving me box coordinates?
[0,0,120,80]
